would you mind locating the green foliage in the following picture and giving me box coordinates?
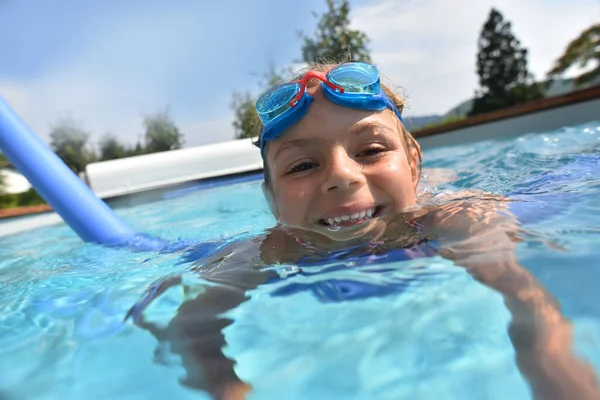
[98,134,133,161]
[0,152,46,208]
[300,0,371,64]
[470,8,542,116]
[133,142,144,156]
[547,24,600,87]
[143,109,184,153]
[49,119,96,174]
[0,156,46,208]
[231,91,259,140]
[0,189,46,209]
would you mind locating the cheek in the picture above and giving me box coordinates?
[372,154,417,205]
[274,182,312,221]
[379,153,410,176]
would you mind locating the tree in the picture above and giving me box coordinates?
[547,24,600,87]
[470,8,542,116]
[300,0,371,64]
[49,118,95,174]
[143,109,184,153]
[98,134,130,161]
[231,91,258,140]
[132,142,145,156]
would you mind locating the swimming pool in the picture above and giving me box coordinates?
[1,122,599,399]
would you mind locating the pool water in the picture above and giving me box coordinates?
[1,122,599,399]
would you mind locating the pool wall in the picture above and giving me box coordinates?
[416,89,600,148]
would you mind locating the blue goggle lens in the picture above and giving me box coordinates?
[327,63,381,94]
[256,82,300,126]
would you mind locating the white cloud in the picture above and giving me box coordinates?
[352,0,600,116]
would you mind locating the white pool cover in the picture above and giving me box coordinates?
[85,138,263,199]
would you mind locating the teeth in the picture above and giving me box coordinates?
[324,207,377,226]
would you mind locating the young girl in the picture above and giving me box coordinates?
[128,62,599,400]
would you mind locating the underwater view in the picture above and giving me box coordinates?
[1,121,600,400]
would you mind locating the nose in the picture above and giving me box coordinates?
[321,147,365,193]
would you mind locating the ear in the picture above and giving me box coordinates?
[408,145,420,193]
[262,181,279,218]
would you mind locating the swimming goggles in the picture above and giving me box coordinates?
[256,62,403,155]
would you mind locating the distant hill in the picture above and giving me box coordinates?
[443,98,473,119]
[404,114,443,130]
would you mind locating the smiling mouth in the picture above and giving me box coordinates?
[319,205,384,227]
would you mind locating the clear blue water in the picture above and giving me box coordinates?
[1,122,599,399]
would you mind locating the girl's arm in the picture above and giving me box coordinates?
[134,284,252,400]
[427,201,599,400]
[128,237,283,400]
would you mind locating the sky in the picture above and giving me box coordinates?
[0,0,598,148]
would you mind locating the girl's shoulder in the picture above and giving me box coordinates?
[416,189,515,242]
[424,189,507,204]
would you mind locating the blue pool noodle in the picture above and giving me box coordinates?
[0,95,167,251]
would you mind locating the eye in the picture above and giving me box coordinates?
[287,161,318,175]
[357,145,386,157]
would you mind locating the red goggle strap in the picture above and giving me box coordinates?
[289,70,345,108]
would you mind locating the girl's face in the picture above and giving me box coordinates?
[264,86,419,241]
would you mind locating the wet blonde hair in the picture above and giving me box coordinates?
[253,62,423,185]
